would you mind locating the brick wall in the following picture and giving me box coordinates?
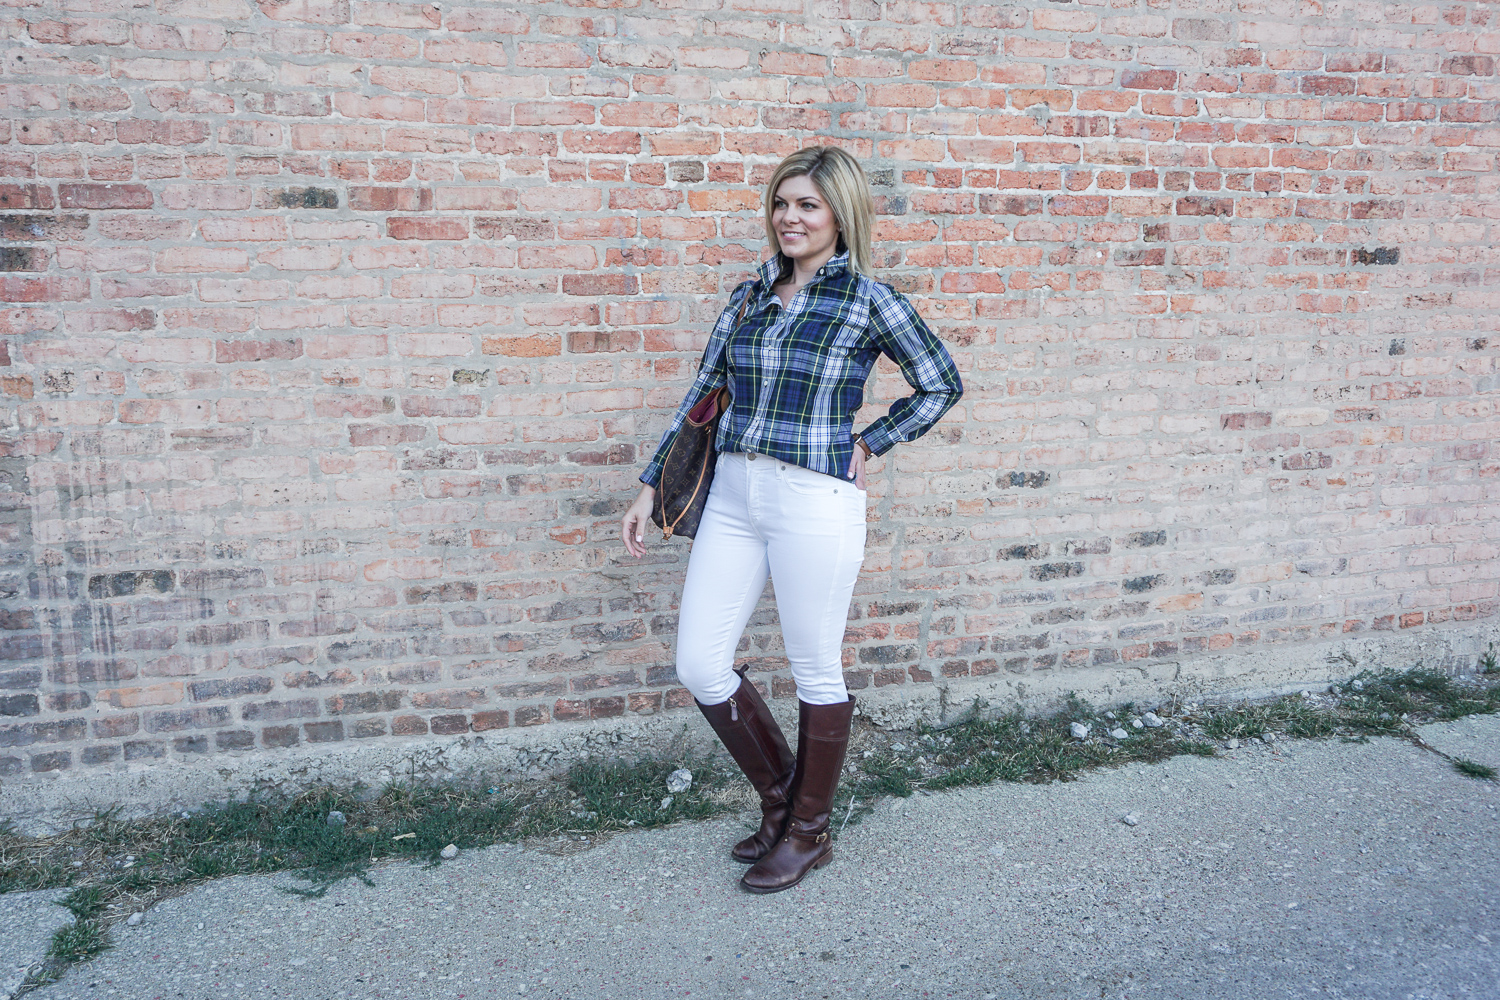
[2,0,1497,802]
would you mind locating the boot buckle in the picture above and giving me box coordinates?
[815,832,828,844]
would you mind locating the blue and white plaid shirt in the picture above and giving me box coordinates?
[640,250,963,488]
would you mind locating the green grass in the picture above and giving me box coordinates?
[1199,696,1340,740]
[0,751,735,907]
[48,886,110,963]
[3,663,1497,987]
[831,665,1499,824]
[836,697,1219,820]
[1452,758,1496,781]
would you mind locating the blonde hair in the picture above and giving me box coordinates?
[762,146,874,282]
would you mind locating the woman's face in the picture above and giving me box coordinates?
[771,174,839,266]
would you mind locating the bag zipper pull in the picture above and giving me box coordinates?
[728,697,738,722]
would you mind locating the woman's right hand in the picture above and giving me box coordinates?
[621,484,656,558]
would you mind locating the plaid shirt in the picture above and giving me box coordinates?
[640,250,963,489]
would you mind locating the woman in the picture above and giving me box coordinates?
[620,146,963,893]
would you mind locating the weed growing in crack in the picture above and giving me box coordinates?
[1452,758,1496,781]
[1338,667,1500,727]
[834,697,1217,826]
[831,665,1500,830]
[1200,697,1339,740]
[47,885,111,964]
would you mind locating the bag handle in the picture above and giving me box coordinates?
[697,285,751,416]
[707,287,752,415]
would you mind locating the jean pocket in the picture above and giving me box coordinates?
[780,463,844,496]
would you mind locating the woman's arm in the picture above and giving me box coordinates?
[623,280,754,557]
[854,281,963,457]
[636,280,753,490]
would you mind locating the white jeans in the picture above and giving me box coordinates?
[675,451,867,707]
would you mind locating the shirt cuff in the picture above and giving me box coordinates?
[856,419,899,458]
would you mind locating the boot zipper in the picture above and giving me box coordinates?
[730,683,780,780]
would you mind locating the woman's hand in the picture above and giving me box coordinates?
[846,446,867,491]
[621,484,656,558]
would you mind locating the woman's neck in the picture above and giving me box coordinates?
[774,247,838,288]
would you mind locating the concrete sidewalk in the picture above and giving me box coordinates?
[17,715,1500,1000]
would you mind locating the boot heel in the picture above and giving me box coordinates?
[813,849,833,870]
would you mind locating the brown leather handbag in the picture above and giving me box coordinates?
[649,384,729,540]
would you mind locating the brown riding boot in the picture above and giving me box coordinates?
[740,695,856,894]
[695,669,796,863]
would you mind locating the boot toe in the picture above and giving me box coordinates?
[739,867,793,893]
[739,840,833,893]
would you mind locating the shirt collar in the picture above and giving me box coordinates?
[756,249,851,293]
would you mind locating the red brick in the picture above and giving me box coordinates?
[1122,69,1177,90]
[58,183,152,209]
[291,124,381,150]
[517,42,589,68]
[0,185,55,210]
[514,102,596,127]
[387,217,468,240]
[867,83,938,108]
[216,339,303,363]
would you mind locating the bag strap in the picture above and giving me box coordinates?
[734,284,751,327]
[701,285,750,414]
[707,288,751,413]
